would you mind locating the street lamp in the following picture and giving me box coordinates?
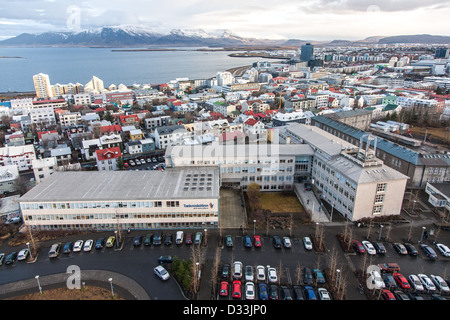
[378,225,384,241]
[26,242,32,259]
[35,275,42,294]
[204,228,208,246]
[114,230,118,248]
[412,200,416,214]
[330,202,335,222]
[419,226,426,243]
[253,220,256,235]
[335,269,341,288]
[315,222,319,239]
[108,278,114,298]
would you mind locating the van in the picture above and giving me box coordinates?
[5,217,21,224]
[48,243,61,258]
[176,231,184,245]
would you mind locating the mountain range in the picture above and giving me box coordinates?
[1,26,450,47]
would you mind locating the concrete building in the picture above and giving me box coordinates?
[95,147,122,171]
[33,73,53,99]
[0,165,19,195]
[0,145,36,171]
[19,167,220,231]
[32,157,57,184]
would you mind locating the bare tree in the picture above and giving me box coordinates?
[347,227,354,252]
[295,263,303,285]
[278,259,284,286]
[210,247,221,299]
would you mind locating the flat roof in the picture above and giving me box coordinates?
[20,167,220,202]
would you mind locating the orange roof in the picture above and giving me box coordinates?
[95,147,122,161]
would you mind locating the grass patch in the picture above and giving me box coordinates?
[260,192,304,213]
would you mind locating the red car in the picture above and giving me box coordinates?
[377,263,400,273]
[253,235,261,248]
[393,273,410,289]
[219,281,228,297]
[123,162,129,168]
[232,280,242,299]
[381,289,396,300]
[352,240,366,254]
[185,233,192,245]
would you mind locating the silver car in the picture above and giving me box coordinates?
[154,265,170,281]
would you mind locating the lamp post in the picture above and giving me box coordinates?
[412,200,416,214]
[35,275,42,294]
[108,278,114,298]
[253,220,256,235]
[335,269,341,288]
[378,225,384,241]
[315,222,319,239]
[114,230,118,248]
[204,228,208,246]
[419,226,426,243]
[330,202,335,222]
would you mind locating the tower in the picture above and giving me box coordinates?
[33,73,53,99]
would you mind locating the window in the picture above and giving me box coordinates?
[376,183,387,193]
[373,205,383,214]
[374,194,385,204]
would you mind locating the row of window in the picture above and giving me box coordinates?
[21,200,184,211]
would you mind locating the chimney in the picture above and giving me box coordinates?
[286,136,291,144]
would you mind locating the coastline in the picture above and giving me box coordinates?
[0,56,24,59]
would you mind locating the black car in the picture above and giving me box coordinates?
[408,292,425,300]
[394,290,410,300]
[133,235,143,247]
[372,242,386,254]
[153,232,162,245]
[272,235,282,249]
[95,238,105,250]
[303,267,314,285]
[269,285,279,300]
[158,255,173,264]
[144,234,153,246]
[5,252,17,265]
[280,286,293,300]
[431,293,447,300]
[404,243,418,256]
[164,234,173,246]
[420,244,437,259]
[292,285,305,300]
[221,263,231,279]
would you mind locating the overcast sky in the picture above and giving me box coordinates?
[0,0,449,41]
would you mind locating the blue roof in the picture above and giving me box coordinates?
[312,116,420,165]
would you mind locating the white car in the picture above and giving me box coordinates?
[408,275,424,292]
[73,240,84,252]
[245,265,254,282]
[267,267,277,283]
[436,243,450,257]
[154,265,170,281]
[17,249,29,261]
[233,261,243,280]
[245,282,255,300]
[83,239,94,252]
[303,237,313,250]
[282,237,292,248]
[430,275,450,293]
[318,287,331,300]
[418,274,436,292]
[256,265,266,282]
[362,241,376,255]
[135,159,141,165]
[369,270,385,289]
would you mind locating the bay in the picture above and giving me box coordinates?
[0,47,268,93]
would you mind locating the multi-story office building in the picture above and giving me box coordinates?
[33,73,53,99]
[19,167,220,231]
[29,107,56,128]
[301,43,314,62]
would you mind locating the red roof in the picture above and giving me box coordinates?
[95,107,106,112]
[95,147,122,161]
[244,118,259,126]
[221,131,245,141]
[38,130,58,140]
[33,99,65,104]
[209,112,225,119]
[119,114,139,123]
[100,124,122,134]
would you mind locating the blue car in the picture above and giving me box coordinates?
[95,238,105,250]
[313,269,326,284]
[244,235,252,248]
[304,286,317,300]
[258,283,268,300]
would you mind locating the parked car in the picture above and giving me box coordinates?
[253,235,261,248]
[48,243,61,258]
[430,275,450,293]
[272,235,282,249]
[382,273,397,289]
[258,283,268,300]
[303,236,313,250]
[221,263,231,279]
[372,241,386,254]
[368,269,385,289]
[154,265,170,281]
[292,285,304,300]
[95,238,105,250]
[17,249,29,261]
[393,243,408,255]
[153,232,162,245]
[303,267,314,285]
[436,243,450,257]
[313,269,326,284]
[318,287,331,300]
[280,286,293,300]
[420,244,438,259]
[157,255,173,264]
[134,159,141,165]
[404,243,418,256]
[233,261,243,280]
[133,235,143,247]
[164,234,173,246]
[105,236,115,248]
[219,281,228,297]
[0,253,5,265]
[243,235,252,248]
[378,263,400,273]
[245,265,254,282]
[71,240,82,252]
[269,285,279,300]
[408,275,424,292]
[393,273,410,289]
[304,286,317,300]
[245,282,255,300]
[123,162,129,168]
[194,232,203,245]
[381,289,396,300]
[144,234,153,246]
[282,237,292,248]
[362,241,376,255]
[63,242,73,254]
[408,292,425,300]
[352,240,366,254]
[83,239,93,252]
[256,265,265,282]
[225,235,233,249]
[175,231,184,245]
[185,233,192,245]
[232,280,242,299]
[418,274,436,292]
[5,252,17,265]
[129,160,135,166]
[431,293,447,300]
[394,290,410,300]
[267,267,277,283]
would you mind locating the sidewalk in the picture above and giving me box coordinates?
[294,183,329,223]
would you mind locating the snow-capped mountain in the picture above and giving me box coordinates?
[0,26,268,47]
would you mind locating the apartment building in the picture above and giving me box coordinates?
[0,145,36,171]
[144,116,171,130]
[59,112,81,127]
[29,107,56,128]
[33,73,53,99]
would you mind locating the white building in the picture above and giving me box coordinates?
[32,157,57,184]
[0,165,19,195]
[0,145,36,171]
[216,71,235,86]
[29,107,56,128]
[33,73,53,99]
[59,112,81,127]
